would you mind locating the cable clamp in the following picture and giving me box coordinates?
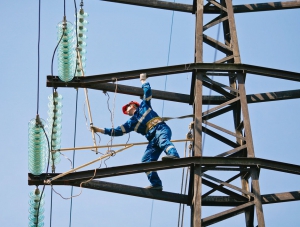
[44,179,52,185]
[106,149,116,157]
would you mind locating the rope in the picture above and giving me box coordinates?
[45,145,134,183]
[178,130,193,227]
[52,168,97,200]
[102,78,118,165]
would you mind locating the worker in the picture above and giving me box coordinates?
[91,73,180,190]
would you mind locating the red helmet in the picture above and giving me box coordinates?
[122,101,140,115]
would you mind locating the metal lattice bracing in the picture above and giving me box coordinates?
[30,0,300,226]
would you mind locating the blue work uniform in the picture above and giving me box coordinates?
[104,82,179,187]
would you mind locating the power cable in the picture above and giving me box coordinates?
[33,1,47,227]
[69,89,79,227]
[36,0,41,115]
[69,1,79,226]
[47,1,69,226]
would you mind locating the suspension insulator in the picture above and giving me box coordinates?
[28,188,45,227]
[28,116,47,175]
[57,20,75,82]
[47,91,63,166]
[75,8,88,77]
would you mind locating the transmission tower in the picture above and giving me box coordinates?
[29,0,300,226]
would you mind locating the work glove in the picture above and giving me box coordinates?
[91,126,104,134]
[140,73,147,84]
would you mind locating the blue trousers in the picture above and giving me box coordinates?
[141,123,180,187]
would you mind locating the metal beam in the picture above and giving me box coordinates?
[203,34,233,55]
[102,0,193,13]
[202,201,255,226]
[88,82,191,103]
[261,191,300,204]
[47,63,300,87]
[203,127,238,148]
[230,1,300,14]
[47,76,300,105]
[71,180,189,204]
[28,157,300,185]
[203,191,300,206]
[101,0,300,14]
[192,0,204,225]
[202,178,248,201]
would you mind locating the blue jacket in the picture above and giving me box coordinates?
[104,82,163,141]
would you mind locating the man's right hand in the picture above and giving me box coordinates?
[140,73,147,84]
[91,126,104,134]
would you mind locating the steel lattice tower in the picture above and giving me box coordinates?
[30,0,300,226]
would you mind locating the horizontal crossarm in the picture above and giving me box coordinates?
[47,63,300,86]
[28,157,300,185]
[101,0,300,14]
[202,191,300,206]
[71,180,190,204]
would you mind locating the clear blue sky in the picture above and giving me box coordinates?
[1,0,300,226]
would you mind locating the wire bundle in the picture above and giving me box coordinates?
[47,91,63,167]
[57,20,75,82]
[75,9,88,76]
[28,188,45,227]
[28,116,47,175]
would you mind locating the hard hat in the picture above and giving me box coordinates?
[122,101,140,115]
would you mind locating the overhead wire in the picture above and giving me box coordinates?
[47,0,70,226]
[33,1,47,227]
[69,89,78,227]
[36,0,41,115]
[69,0,79,223]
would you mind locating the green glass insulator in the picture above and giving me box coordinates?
[28,118,47,175]
[57,21,75,82]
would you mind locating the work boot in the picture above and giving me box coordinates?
[162,155,179,161]
[145,185,163,191]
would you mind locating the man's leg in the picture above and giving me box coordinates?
[156,124,180,158]
[141,140,163,188]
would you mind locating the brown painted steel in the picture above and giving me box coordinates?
[192,0,204,225]
[71,180,190,204]
[251,168,266,226]
[202,173,243,198]
[47,63,300,86]
[102,0,300,14]
[102,0,193,13]
[202,178,248,201]
[28,157,300,185]
[202,201,255,226]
